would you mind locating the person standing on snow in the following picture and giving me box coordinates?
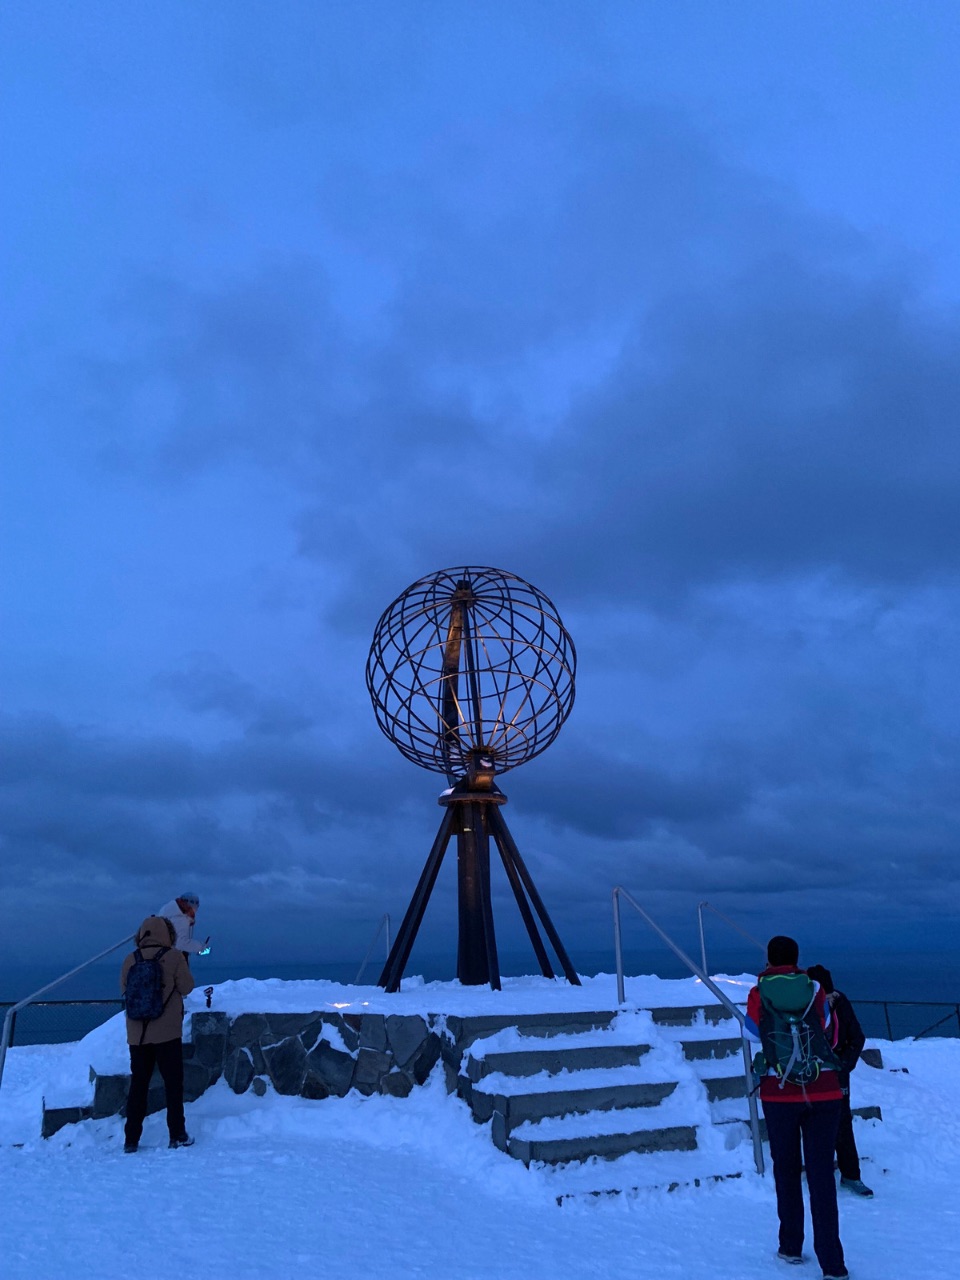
[120,915,196,1152]
[746,935,848,1280]
[157,891,210,965]
[807,964,874,1198]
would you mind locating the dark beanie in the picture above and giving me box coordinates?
[767,935,799,966]
[807,964,834,994]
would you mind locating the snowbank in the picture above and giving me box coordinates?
[0,1031,957,1280]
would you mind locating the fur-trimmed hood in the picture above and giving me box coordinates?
[135,915,176,950]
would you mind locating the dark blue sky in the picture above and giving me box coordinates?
[3,3,960,971]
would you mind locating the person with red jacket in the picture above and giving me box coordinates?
[746,936,848,1280]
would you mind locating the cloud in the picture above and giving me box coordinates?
[69,95,960,615]
[154,652,314,736]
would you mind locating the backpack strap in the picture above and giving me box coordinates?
[778,987,819,1089]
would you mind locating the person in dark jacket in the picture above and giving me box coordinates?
[120,914,196,1153]
[807,964,874,1198]
[746,936,848,1280]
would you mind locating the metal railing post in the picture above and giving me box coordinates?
[0,933,135,1093]
[697,902,709,977]
[612,886,764,1177]
[355,914,392,985]
[613,890,625,1005]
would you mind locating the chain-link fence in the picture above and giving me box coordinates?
[0,999,124,1046]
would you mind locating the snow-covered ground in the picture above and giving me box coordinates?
[1,975,958,1279]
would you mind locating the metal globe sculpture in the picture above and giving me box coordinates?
[367,566,581,991]
[366,566,576,782]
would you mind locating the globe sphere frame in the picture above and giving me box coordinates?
[366,565,577,782]
[366,566,581,992]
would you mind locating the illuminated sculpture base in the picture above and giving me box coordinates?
[378,779,581,992]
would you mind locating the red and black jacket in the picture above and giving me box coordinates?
[746,965,843,1103]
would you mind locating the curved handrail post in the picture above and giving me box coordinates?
[697,900,765,978]
[0,933,135,1094]
[612,886,764,1177]
[613,890,626,1005]
[354,913,392,985]
[697,900,709,976]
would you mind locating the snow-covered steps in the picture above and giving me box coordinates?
[654,1012,749,1104]
[448,1005,745,1168]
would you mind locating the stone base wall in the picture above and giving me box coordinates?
[42,1010,444,1137]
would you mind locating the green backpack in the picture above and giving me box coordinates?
[754,972,841,1088]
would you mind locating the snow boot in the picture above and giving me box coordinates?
[169,1133,195,1149]
[840,1176,873,1197]
[777,1252,804,1265]
[123,1141,139,1154]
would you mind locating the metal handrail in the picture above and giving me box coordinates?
[850,999,960,1040]
[0,933,135,1092]
[613,886,764,1176]
[354,914,392,984]
[697,900,765,976]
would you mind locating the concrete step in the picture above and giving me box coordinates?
[649,1005,732,1027]
[471,1077,677,1129]
[443,1010,618,1050]
[702,1073,747,1102]
[687,1050,750,1102]
[498,1108,699,1165]
[555,1170,744,1202]
[678,1035,741,1061]
[464,1041,650,1083]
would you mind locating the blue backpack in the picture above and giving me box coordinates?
[124,947,170,1024]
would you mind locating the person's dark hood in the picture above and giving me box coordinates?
[136,915,176,949]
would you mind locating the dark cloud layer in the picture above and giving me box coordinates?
[3,9,960,972]
[76,100,960,613]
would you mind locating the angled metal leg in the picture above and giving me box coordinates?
[491,823,555,979]
[379,806,456,992]
[487,806,581,986]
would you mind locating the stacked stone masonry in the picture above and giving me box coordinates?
[42,1010,443,1137]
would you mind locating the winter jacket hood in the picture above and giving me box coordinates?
[136,915,177,949]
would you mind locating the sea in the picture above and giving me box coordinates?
[3,944,959,1047]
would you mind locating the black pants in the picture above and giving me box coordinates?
[763,1098,845,1277]
[124,1039,185,1144]
[836,1090,861,1180]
